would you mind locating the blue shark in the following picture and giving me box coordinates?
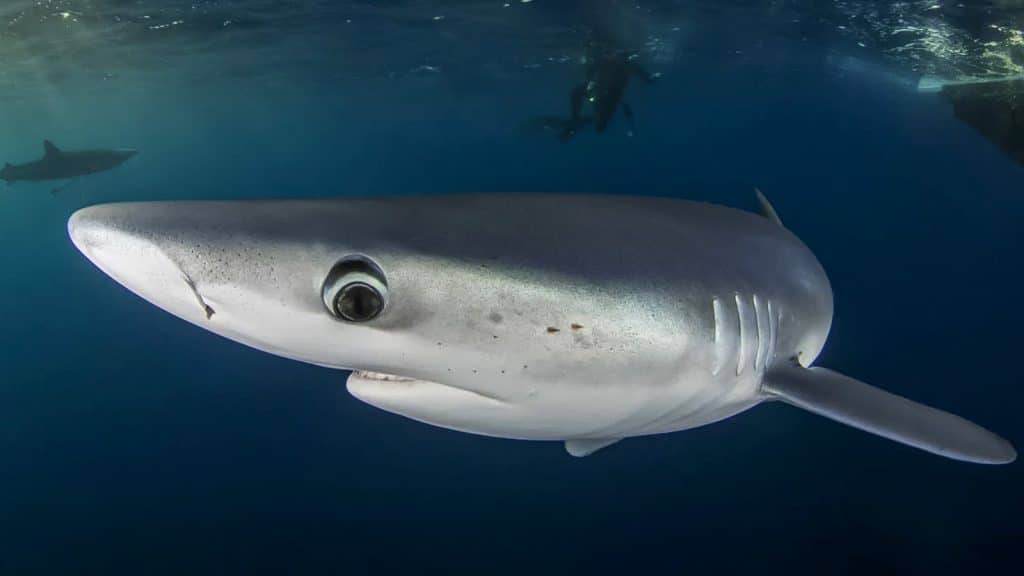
[2,140,138,185]
[67,192,1015,462]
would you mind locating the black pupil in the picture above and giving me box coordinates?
[335,283,382,321]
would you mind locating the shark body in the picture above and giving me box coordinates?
[67,193,1015,463]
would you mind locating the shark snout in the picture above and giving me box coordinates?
[111,149,139,165]
[69,204,212,324]
[68,205,112,255]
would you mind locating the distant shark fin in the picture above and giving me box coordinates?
[754,188,783,226]
[564,437,621,457]
[43,140,61,158]
[761,362,1016,464]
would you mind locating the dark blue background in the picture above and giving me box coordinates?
[1,20,1021,575]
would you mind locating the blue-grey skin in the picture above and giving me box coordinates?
[1,140,138,184]
[67,193,1016,462]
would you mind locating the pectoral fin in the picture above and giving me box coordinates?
[565,437,621,457]
[762,363,1016,464]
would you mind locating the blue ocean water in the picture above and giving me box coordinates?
[1,1,1022,573]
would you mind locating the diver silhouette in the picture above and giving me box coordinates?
[570,36,658,137]
[533,34,658,142]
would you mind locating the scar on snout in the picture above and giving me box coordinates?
[182,273,215,320]
[571,323,584,330]
[488,312,503,323]
[546,327,560,333]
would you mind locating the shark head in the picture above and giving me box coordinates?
[101,148,139,169]
[75,147,139,173]
[1,162,12,183]
[68,196,742,441]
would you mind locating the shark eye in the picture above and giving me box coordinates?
[335,282,383,322]
[322,258,388,322]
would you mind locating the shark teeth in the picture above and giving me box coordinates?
[353,370,416,383]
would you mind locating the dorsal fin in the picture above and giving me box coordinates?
[43,140,61,158]
[754,187,783,227]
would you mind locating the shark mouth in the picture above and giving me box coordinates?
[346,370,507,405]
[352,370,417,383]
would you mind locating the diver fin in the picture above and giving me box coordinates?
[569,84,587,120]
[631,63,657,84]
[621,102,635,137]
[565,438,621,457]
[762,363,1016,464]
[43,140,61,158]
[754,188,783,226]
